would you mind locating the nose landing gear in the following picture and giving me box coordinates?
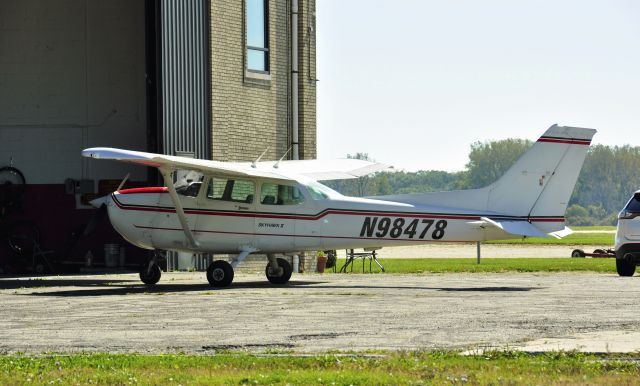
[140,260,162,285]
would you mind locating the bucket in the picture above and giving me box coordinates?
[292,255,299,273]
[104,244,120,268]
[316,254,328,273]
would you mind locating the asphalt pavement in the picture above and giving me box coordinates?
[1,271,638,354]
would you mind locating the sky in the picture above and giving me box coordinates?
[316,0,640,172]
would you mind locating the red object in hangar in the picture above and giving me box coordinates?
[0,183,153,274]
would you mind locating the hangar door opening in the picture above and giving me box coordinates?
[0,0,210,269]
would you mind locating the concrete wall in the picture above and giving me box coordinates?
[209,0,316,162]
[0,0,148,184]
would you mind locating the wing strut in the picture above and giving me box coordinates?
[160,168,199,248]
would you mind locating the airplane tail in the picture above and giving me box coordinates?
[484,125,595,215]
[377,124,596,235]
[481,124,596,232]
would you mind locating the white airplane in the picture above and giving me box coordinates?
[82,124,595,287]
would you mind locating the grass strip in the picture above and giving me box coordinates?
[573,226,616,231]
[486,232,614,245]
[330,257,615,274]
[0,351,638,385]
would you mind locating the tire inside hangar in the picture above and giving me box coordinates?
[0,0,210,271]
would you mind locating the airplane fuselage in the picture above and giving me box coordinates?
[106,181,562,255]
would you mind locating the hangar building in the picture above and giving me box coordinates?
[0,0,317,271]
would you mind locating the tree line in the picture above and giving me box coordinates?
[325,142,640,226]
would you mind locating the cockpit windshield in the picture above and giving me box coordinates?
[305,180,341,200]
[175,171,204,197]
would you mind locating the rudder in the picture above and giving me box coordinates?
[485,124,596,232]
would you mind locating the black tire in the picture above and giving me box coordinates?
[140,263,162,285]
[207,260,234,287]
[265,257,292,285]
[0,166,26,207]
[616,255,636,277]
[593,249,605,254]
[7,220,40,256]
[325,250,337,269]
[571,249,585,258]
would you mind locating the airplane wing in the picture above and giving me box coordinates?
[231,159,393,180]
[82,148,391,181]
[82,148,294,181]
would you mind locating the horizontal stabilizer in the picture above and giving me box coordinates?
[479,217,549,238]
[548,226,573,239]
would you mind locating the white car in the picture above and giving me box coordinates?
[615,190,640,276]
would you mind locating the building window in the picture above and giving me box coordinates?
[246,0,269,73]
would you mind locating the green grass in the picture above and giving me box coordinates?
[487,231,614,245]
[1,351,638,385]
[573,226,616,231]
[333,258,615,274]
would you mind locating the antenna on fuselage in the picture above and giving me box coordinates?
[251,147,270,168]
[273,147,292,169]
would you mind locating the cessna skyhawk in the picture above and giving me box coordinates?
[82,124,595,287]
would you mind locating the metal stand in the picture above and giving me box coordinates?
[476,241,481,264]
[31,241,55,274]
[340,249,385,273]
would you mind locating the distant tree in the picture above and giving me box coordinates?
[462,139,532,189]
[565,204,591,226]
[347,153,371,161]
[375,173,392,195]
[572,145,640,215]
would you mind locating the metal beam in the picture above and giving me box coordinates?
[160,168,199,248]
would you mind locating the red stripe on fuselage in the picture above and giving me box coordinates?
[118,187,168,194]
[111,194,564,223]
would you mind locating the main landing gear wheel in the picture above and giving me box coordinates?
[616,254,636,277]
[140,263,161,285]
[265,258,292,285]
[207,260,234,287]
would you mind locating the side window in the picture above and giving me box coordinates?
[175,171,204,197]
[206,177,255,203]
[260,183,304,205]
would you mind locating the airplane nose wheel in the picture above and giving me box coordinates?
[140,262,161,285]
[265,257,292,285]
[207,260,234,287]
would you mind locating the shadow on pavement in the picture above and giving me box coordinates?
[13,277,539,297]
[0,278,138,290]
[16,280,327,297]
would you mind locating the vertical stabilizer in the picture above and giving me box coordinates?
[485,124,595,231]
[374,124,596,234]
